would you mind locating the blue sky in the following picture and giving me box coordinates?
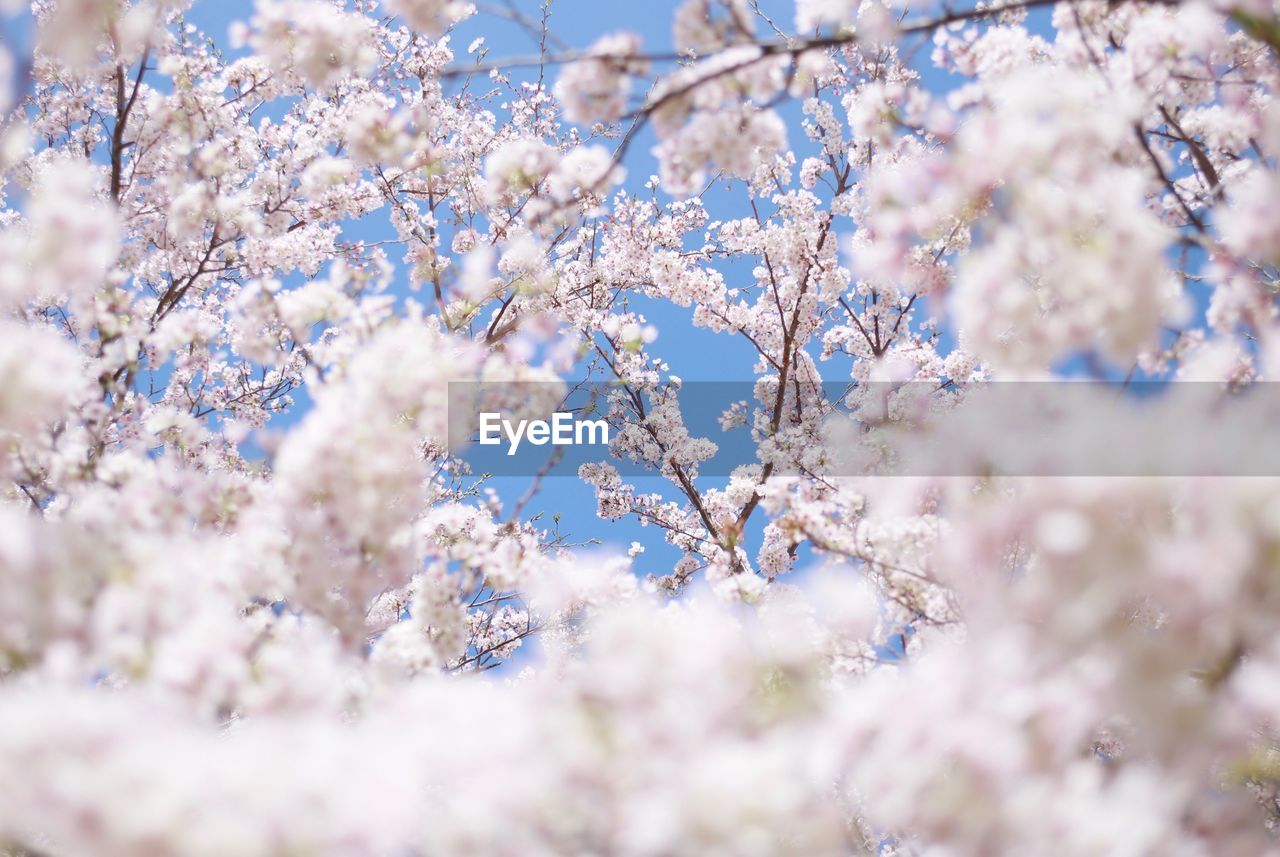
[6,0,1190,573]
[0,0,1047,567]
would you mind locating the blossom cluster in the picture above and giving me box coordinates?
[2,0,1280,854]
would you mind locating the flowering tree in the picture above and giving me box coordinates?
[2,0,1280,853]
